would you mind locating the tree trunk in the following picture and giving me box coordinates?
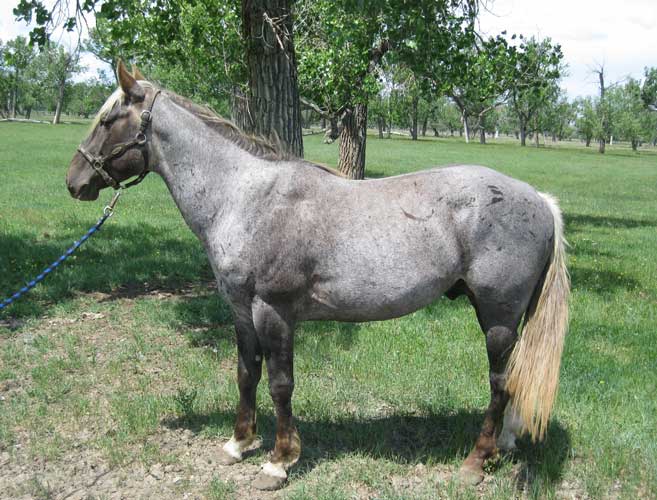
[534,117,540,147]
[242,0,303,157]
[520,120,527,146]
[377,116,384,139]
[10,71,18,119]
[338,103,367,180]
[585,136,592,147]
[598,138,605,154]
[323,115,340,143]
[631,139,638,151]
[230,86,254,132]
[462,111,469,144]
[52,78,66,125]
[421,116,428,137]
[25,107,31,119]
[433,127,440,137]
[479,127,486,144]
[409,95,418,140]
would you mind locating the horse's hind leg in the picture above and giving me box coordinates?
[498,399,523,451]
[218,318,263,465]
[459,304,521,485]
[251,297,301,491]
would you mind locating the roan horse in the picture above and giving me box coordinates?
[66,62,569,490]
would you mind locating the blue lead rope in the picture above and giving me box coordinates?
[0,190,122,311]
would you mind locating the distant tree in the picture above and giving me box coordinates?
[574,97,597,147]
[641,67,657,111]
[45,44,80,124]
[67,73,114,118]
[433,98,463,137]
[592,64,613,154]
[385,65,428,140]
[610,78,656,151]
[542,90,574,142]
[4,36,34,119]
[0,41,9,117]
[508,37,563,146]
[369,93,388,140]
[497,103,520,138]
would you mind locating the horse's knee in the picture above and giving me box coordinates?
[269,375,294,400]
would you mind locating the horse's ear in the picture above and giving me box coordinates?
[131,65,146,81]
[117,59,145,102]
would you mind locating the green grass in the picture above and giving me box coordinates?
[1,121,656,499]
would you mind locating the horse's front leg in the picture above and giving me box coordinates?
[218,318,263,465]
[251,297,301,491]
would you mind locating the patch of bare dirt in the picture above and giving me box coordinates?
[0,427,281,500]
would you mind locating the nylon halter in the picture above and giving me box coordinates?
[77,89,161,190]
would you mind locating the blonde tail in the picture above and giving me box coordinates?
[505,192,570,441]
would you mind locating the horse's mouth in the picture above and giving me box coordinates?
[68,183,100,201]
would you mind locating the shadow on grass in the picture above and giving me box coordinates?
[565,213,657,231]
[0,223,211,319]
[570,265,640,294]
[165,407,570,490]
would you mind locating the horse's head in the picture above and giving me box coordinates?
[66,60,158,200]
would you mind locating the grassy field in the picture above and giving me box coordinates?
[1,120,656,500]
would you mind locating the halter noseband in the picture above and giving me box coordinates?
[77,89,161,190]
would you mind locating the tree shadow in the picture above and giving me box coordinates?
[565,213,657,231]
[569,266,640,295]
[0,223,210,319]
[164,406,570,490]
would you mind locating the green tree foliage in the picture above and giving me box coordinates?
[90,1,245,116]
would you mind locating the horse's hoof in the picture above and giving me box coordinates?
[252,470,287,490]
[217,448,241,466]
[458,465,484,486]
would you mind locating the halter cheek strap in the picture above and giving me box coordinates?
[77,89,161,190]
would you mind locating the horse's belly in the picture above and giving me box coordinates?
[301,263,458,322]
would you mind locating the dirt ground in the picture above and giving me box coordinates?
[0,425,280,500]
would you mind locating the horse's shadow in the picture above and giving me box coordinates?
[164,406,570,491]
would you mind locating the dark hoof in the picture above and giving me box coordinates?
[458,465,484,486]
[252,470,287,491]
[217,448,241,466]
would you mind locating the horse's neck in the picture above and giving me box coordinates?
[150,97,252,240]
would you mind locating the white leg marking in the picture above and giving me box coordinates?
[262,461,287,479]
[498,403,523,451]
[222,436,244,460]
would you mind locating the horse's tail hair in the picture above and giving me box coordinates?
[504,192,570,442]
